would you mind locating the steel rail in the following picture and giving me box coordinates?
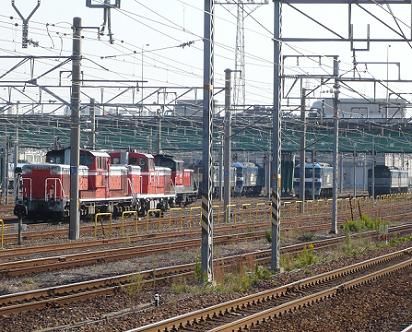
[209,258,412,332]
[129,247,412,332]
[0,201,407,245]
[0,225,411,316]
[0,231,267,276]
[1,196,409,244]
[1,223,412,277]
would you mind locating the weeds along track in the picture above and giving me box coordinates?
[130,247,412,332]
[0,224,411,316]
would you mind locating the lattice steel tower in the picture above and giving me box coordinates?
[233,3,246,108]
[216,1,268,107]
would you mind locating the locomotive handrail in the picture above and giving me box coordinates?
[94,213,113,238]
[44,178,65,201]
[127,178,133,196]
[121,210,138,235]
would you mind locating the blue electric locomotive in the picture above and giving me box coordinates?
[293,162,333,198]
[233,162,263,196]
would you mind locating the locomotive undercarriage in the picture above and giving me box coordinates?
[16,196,175,222]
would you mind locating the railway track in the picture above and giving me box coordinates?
[0,202,407,246]
[0,214,373,261]
[1,202,412,268]
[129,246,412,332]
[1,194,408,244]
[1,222,412,277]
[0,224,411,316]
[0,231,268,276]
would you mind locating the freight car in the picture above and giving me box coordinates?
[368,165,409,196]
[293,162,333,198]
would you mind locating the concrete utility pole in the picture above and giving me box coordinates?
[363,153,367,192]
[219,134,223,201]
[353,144,357,198]
[157,114,162,154]
[339,152,344,194]
[2,135,8,205]
[311,150,315,201]
[201,0,215,283]
[13,128,19,201]
[267,130,271,199]
[14,129,23,245]
[271,0,282,272]
[223,69,232,223]
[372,139,375,200]
[90,98,96,150]
[299,87,306,213]
[69,17,82,241]
[331,56,340,235]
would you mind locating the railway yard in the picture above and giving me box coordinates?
[0,194,410,331]
[2,1,412,331]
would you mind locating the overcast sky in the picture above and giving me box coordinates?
[0,1,412,108]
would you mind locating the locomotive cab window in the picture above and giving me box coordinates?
[177,161,183,172]
[129,157,149,172]
[96,157,108,170]
[148,159,155,171]
[111,157,120,165]
[80,153,94,167]
[46,151,64,164]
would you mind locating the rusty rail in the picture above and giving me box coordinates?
[129,247,412,332]
[0,226,411,316]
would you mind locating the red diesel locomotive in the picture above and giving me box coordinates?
[14,148,197,220]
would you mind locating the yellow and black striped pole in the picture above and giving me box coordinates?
[201,0,215,284]
[271,0,282,272]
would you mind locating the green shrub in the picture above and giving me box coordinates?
[299,233,315,242]
[124,273,144,296]
[295,243,318,268]
[265,230,272,243]
[342,215,388,233]
[194,255,205,283]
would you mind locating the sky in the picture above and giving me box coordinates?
[0,1,412,111]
